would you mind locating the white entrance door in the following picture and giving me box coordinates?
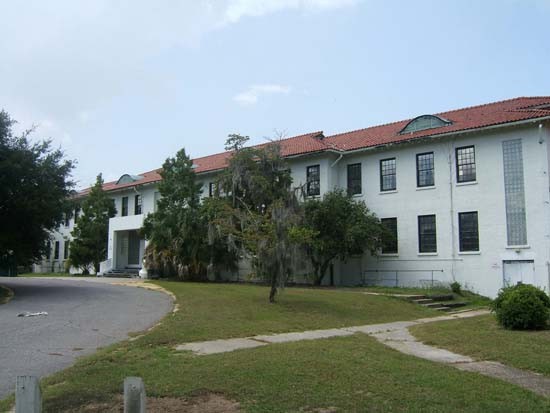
[503,260,535,286]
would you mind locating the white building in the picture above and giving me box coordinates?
[38,97,550,297]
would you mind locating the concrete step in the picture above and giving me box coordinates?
[427,294,454,301]
[440,301,469,309]
[413,298,434,304]
[406,295,428,301]
[423,302,449,308]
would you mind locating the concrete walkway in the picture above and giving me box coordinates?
[176,309,550,397]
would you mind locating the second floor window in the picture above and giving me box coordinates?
[459,211,479,252]
[381,218,398,254]
[347,163,362,195]
[380,158,396,191]
[306,165,320,197]
[416,152,434,187]
[135,194,142,215]
[122,197,128,216]
[418,214,437,253]
[456,146,476,183]
[209,182,216,197]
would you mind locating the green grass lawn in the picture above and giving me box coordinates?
[410,314,550,377]
[0,282,547,412]
[0,285,12,304]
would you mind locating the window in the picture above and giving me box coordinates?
[135,194,142,215]
[154,191,161,212]
[416,152,434,187]
[74,206,80,224]
[418,215,437,253]
[381,218,398,254]
[380,158,396,191]
[209,182,216,197]
[64,240,70,260]
[400,115,452,134]
[53,241,60,260]
[121,197,128,216]
[64,213,70,227]
[456,146,476,183]
[347,163,362,195]
[502,139,527,246]
[459,212,479,252]
[306,165,320,196]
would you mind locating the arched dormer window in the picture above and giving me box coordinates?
[116,174,144,185]
[400,115,452,134]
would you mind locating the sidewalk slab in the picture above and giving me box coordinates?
[254,328,353,344]
[176,338,267,355]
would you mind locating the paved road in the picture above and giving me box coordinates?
[0,277,173,399]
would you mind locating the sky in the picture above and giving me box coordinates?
[1,0,550,189]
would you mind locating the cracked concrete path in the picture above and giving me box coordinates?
[0,277,173,399]
[176,310,489,355]
[176,309,550,397]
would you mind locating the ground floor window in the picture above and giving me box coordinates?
[459,211,479,252]
[381,218,398,254]
[418,214,437,253]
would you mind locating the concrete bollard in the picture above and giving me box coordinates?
[15,376,41,413]
[124,377,146,413]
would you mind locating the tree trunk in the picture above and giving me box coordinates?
[269,274,278,303]
[314,260,332,286]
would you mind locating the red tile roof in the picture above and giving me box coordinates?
[84,131,327,194]
[326,96,550,151]
[83,97,550,195]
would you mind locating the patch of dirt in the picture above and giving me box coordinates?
[71,392,241,413]
[300,408,338,413]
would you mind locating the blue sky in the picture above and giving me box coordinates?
[1,0,549,188]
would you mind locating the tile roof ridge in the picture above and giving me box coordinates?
[192,130,325,160]
[325,97,548,140]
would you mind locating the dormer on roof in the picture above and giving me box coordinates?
[116,174,144,185]
[400,115,452,135]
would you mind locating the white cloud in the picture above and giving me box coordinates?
[233,84,292,106]
[224,0,360,23]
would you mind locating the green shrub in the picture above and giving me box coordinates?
[450,281,462,295]
[491,284,550,330]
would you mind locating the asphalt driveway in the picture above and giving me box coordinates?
[0,277,172,399]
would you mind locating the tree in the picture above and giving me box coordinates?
[211,135,302,302]
[0,110,74,268]
[296,189,385,285]
[70,174,116,273]
[142,148,238,279]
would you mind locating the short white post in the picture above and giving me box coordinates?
[15,376,41,413]
[124,377,146,413]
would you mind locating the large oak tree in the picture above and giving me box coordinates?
[0,110,74,270]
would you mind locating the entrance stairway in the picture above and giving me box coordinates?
[407,294,468,312]
[102,268,141,278]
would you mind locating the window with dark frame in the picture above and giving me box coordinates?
[306,165,320,196]
[209,182,216,197]
[381,218,398,254]
[416,152,434,187]
[456,146,476,183]
[64,213,70,227]
[380,158,396,191]
[122,197,128,216]
[54,241,60,260]
[459,211,479,252]
[135,194,142,215]
[418,214,437,253]
[74,206,80,224]
[64,240,70,260]
[347,163,362,195]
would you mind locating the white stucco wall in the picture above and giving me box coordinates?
[37,122,550,297]
[324,123,550,297]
